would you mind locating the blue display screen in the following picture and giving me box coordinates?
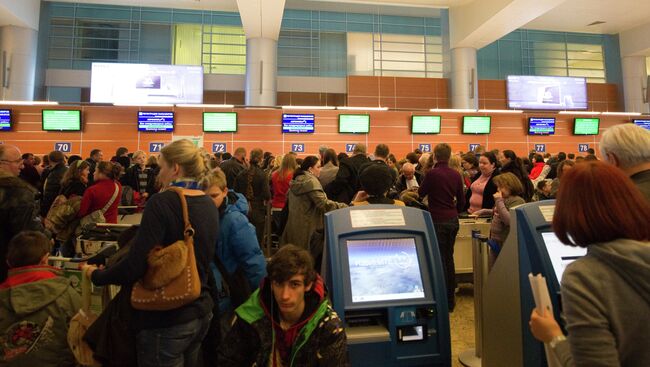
[0,110,10,131]
[529,117,555,135]
[633,119,650,130]
[138,111,174,132]
[282,114,315,133]
[346,238,425,303]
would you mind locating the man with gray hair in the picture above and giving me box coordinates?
[395,162,423,193]
[599,124,650,201]
[0,145,46,282]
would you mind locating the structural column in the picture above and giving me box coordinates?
[0,25,38,101]
[245,37,278,106]
[621,56,649,113]
[450,47,478,109]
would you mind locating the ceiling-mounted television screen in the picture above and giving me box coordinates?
[282,114,315,133]
[90,62,203,104]
[411,115,441,134]
[138,111,174,132]
[42,110,82,131]
[633,119,650,130]
[507,75,588,110]
[574,118,600,135]
[203,112,237,132]
[339,114,370,134]
[528,117,556,135]
[462,116,491,134]
[0,109,10,131]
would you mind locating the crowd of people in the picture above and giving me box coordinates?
[0,122,648,366]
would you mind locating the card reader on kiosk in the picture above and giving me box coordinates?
[482,201,586,367]
[324,205,451,366]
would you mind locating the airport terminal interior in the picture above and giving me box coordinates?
[0,0,649,366]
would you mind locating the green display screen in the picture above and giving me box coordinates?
[203,112,237,132]
[462,116,491,134]
[573,118,599,135]
[339,114,370,133]
[42,110,81,131]
[411,115,441,134]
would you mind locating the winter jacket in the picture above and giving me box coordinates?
[212,191,267,313]
[0,170,45,282]
[280,172,347,249]
[41,163,67,217]
[551,239,650,367]
[217,275,348,367]
[77,179,122,224]
[488,195,525,246]
[60,178,87,199]
[220,158,246,190]
[271,171,292,209]
[631,169,650,202]
[528,162,545,180]
[318,162,339,188]
[0,265,81,366]
[327,154,370,203]
[120,165,156,196]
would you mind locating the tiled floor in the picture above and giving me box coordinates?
[451,283,476,367]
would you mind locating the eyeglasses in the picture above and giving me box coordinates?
[0,158,22,164]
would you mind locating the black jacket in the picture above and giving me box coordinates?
[120,165,156,196]
[464,169,500,212]
[85,158,97,185]
[326,154,370,203]
[60,178,87,198]
[394,170,424,193]
[41,163,67,216]
[220,158,246,190]
[0,170,46,282]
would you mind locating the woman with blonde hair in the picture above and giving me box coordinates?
[86,139,220,367]
[121,150,156,200]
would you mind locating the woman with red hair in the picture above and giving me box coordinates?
[529,161,650,366]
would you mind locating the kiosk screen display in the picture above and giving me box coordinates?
[346,238,425,303]
[411,115,441,134]
[203,112,237,132]
[528,117,556,135]
[0,110,10,131]
[541,232,587,282]
[282,114,315,133]
[574,118,599,135]
[633,119,650,130]
[138,111,174,132]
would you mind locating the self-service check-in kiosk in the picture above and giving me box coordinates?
[482,201,586,367]
[324,205,451,366]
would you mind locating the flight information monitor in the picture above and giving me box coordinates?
[541,232,587,283]
[282,114,315,133]
[339,114,370,134]
[137,111,174,132]
[0,110,10,131]
[462,116,491,134]
[528,117,555,135]
[42,110,82,131]
[507,75,588,110]
[411,115,441,134]
[573,118,599,135]
[203,112,237,132]
[346,238,425,303]
[633,119,650,130]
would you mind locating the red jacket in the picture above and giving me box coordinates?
[78,179,122,223]
[529,162,545,180]
[271,171,292,209]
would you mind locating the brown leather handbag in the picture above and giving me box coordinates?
[130,187,201,311]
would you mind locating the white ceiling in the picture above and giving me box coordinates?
[522,0,650,34]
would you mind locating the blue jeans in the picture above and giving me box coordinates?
[136,313,212,367]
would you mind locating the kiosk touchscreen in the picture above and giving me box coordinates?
[482,201,586,367]
[324,206,450,366]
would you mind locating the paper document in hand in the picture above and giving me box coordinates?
[528,273,561,367]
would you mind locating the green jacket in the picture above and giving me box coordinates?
[0,266,81,367]
[217,276,348,367]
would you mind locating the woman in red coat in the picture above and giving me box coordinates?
[78,161,122,223]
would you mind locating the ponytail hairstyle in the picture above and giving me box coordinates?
[160,139,210,181]
[96,161,122,180]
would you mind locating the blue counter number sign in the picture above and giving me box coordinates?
[469,144,480,152]
[535,144,546,153]
[291,143,305,153]
[419,144,431,153]
[149,142,164,153]
[212,143,227,153]
[578,144,589,153]
[346,144,356,153]
[55,142,71,153]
